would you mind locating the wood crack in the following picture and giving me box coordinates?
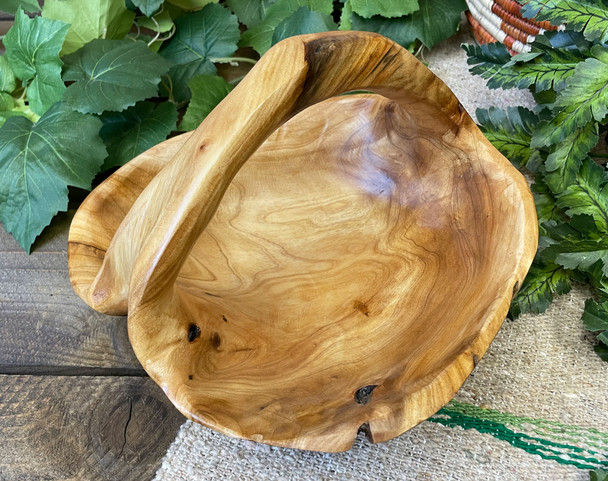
[118,398,133,458]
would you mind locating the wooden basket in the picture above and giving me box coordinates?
[67,32,538,452]
[466,0,563,54]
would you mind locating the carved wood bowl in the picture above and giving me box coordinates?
[68,32,537,452]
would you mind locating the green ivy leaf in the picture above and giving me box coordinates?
[521,0,608,43]
[0,108,30,129]
[179,74,232,131]
[544,122,598,193]
[0,0,40,14]
[0,56,16,93]
[555,157,608,233]
[476,106,542,170]
[351,11,417,48]
[225,0,277,28]
[165,0,217,10]
[3,9,69,115]
[239,0,333,55]
[99,101,177,169]
[0,93,13,111]
[404,0,466,49]
[160,4,240,102]
[509,260,571,318]
[0,102,107,252]
[352,0,465,49]
[271,6,336,45]
[62,39,170,114]
[131,0,163,17]
[137,7,175,32]
[339,0,353,30]
[532,46,608,147]
[42,0,136,56]
[349,0,418,19]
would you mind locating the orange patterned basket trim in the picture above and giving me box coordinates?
[466,11,519,55]
[491,1,543,36]
[467,0,532,53]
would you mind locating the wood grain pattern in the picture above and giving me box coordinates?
[0,375,184,481]
[69,32,538,451]
[0,212,141,372]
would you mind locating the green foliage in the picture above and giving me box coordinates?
[339,0,353,30]
[591,469,608,481]
[99,101,177,169]
[544,122,598,193]
[62,39,170,114]
[462,43,512,87]
[555,158,608,233]
[582,300,608,360]
[131,0,164,17]
[0,92,13,110]
[240,0,333,55]
[465,3,608,361]
[0,56,16,94]
[0,0,39,13]
[137,7,175,32]
[179,74,232,131]
[349,0,418,19]
[406,0,466,49]
[351,0,466,49]
[509,260,571,318]
[0,0,467,253]
[533,46,608,147]
[476,107,542,169]
[464,43,582,91]
[225,0,277,28]
[165,0,217,10]
[42,0,135,56]
[521,0,608,43]
[271,6,336,45]
[532,178,565,225]
[160,3,240,102]
[0,103,106,252]
[4,9,69,115]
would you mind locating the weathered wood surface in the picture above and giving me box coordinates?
[0,213,185,479]
[0,375,184,481]
[0,211,141,372]
[69,31,538,452]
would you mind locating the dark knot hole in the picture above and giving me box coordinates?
[355,385,378,405]
[188,324,201,343]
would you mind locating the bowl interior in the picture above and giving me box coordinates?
[69,94,534,450]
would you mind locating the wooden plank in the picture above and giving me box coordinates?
[0,375,185,481]
[0,211,142,372]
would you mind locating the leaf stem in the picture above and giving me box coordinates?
[228,74,246,86]
[147,15,161,47]
[210,56,258,65]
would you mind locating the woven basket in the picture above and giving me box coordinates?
[465,0,564,55]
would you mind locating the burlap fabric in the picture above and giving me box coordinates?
[153,24,608,481]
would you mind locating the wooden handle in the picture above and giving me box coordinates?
[88,31,466,314]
